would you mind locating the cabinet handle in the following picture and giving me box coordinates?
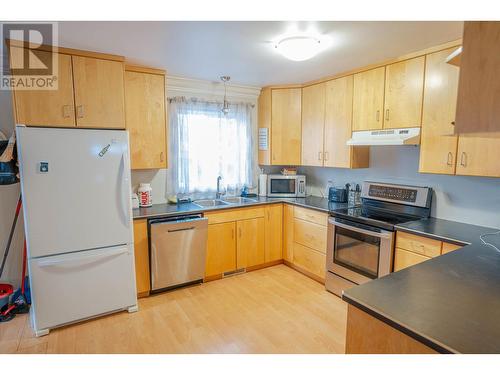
[385,109,390,121]
[76,105,84,118]
[451,121,456,126]
[232,228,235,239]
[460,152,467,167]
[238,227,242,238]
[62,105,72,118]
[318,151,323,161]
[447,152,453,166]
[267,211,270,221]
[376,110,380,122]
[324,152,328,161]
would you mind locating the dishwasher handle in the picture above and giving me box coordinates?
[168,226,196,233]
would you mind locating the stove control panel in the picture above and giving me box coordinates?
[368,185,417,202]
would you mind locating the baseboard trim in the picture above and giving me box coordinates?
[246,259,283,272]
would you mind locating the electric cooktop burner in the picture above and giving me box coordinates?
[331,206,420,231]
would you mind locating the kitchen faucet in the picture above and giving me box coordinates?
[216,176,224,199]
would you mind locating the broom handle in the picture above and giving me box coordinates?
[21,239,27,294]
[0,195,22,278]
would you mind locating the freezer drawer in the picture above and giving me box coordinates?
[29,245,137,332]
[150,216,208,291]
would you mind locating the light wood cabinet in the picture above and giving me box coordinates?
[283,204,294,262]
[455,22,500,135]
[206,222,236,277]
[394,248,430,271]
[10,47,76,127]
[396,231,442,258]
[293,219,327,254]
[455,135,500,177]
[72,56,125,129]
[441,242,462,254]
[324,76,369,169]
[293,206,328,226]
[258,88,302,165]
[125,67,167,169]
[265,204,283,262]
[237,217,265,268]
[383,57,425,129]
[293,243,326,279]
[133,219,150,297]
[419,48,460,175]
[352,67,385,131]
[301,83,325,166]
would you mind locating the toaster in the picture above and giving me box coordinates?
[328,187,347,203]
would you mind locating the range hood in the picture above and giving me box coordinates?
[347,127,420,146]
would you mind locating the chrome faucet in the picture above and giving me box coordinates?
[216,176,224,199]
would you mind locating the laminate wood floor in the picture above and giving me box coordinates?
[0,265,347,354]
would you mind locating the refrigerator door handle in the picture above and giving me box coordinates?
[119,147,131,229]
[37,246,129,267]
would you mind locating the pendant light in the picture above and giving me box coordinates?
[221,76,230,115]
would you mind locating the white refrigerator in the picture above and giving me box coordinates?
[16,125,138,337]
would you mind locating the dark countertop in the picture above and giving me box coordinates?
[343,217,500,353]
[133,195,348,220]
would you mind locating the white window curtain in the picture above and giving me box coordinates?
[167,97,257,198]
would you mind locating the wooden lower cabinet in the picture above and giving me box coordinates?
[442,242,462,254]
[292,243,326,280]
[237,217,265,268]
[265,204,283,262]
[394,248,430,271]
[283,204,294,262]
[133,219,150,297]
[205,222,237,277]
[293,218,327,254]
[346,305,437,354]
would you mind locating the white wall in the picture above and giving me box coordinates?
[296,146,500,228]
[0,90,24,288]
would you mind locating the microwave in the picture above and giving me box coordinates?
[267,175,306,198]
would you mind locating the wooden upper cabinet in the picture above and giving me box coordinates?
[419,48,460,175]
[72,56,125,129]
[301,83,326,166]
[383,56,425,129]
[236,217,265,269]
[10,47,76,127]
[271,88,302,165]
[455,135,500,177]
[455,22,500,134]
[352,67,385,131]
[125,68,167,169]
[324,76,369,169]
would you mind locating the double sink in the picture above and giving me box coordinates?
[192,196,258,208]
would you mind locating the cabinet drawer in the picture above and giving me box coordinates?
[396,232,442,257]
[293,218,327,254]
[293,206,328,226]
[393,248,431,272]
[293,242,326,279]
[441,242,462,254]
[205,206,265,224]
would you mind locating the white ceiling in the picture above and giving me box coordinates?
[58,21,463,87]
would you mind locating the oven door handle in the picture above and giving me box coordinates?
[330,218,392,239]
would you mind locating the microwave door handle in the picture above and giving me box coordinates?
[331,218,392,239]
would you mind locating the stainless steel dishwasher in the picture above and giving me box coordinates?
[149,214,208,292]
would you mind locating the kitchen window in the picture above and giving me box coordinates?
[167,97,256,197]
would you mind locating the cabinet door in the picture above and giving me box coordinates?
[324,76,370,168]
[455,135,500,177]
[383,56,425,129]
[419,48,460,175]
[236,217,265,269]
[125,70,167,169]
[301,83,325,166]
[271,88,302,165]
[10,47,76,127]
[72,56,125,129]
[283,204,294,262]
[133,219,150,297]
[293,242,326,279]
[352,67,385,131]
[442,242,462,254]
[205,222,236,277]
[265,204,283,262]
[393,248,430,272]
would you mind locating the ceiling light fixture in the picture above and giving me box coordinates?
[275,35,322,62]
[220,76,230,115]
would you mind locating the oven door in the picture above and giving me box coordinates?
[327,217,394,285]
[267,176,298,197]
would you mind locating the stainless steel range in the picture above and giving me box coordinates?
[325,181,433,297]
